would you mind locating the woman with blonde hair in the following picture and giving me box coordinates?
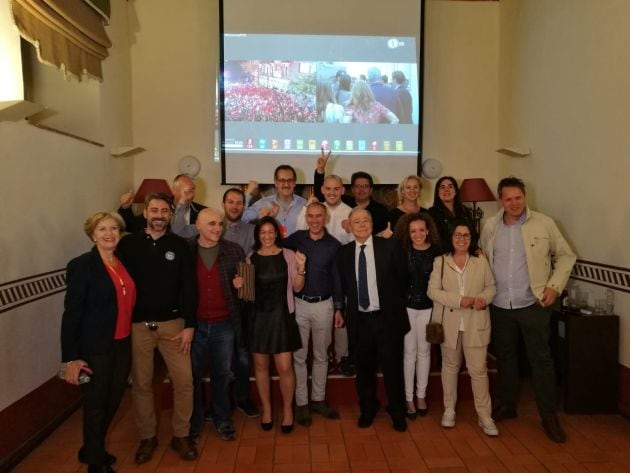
[389,175,427,230]
[345,81,399,124]
[61,212,136,473]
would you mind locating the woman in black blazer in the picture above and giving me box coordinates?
[61,212,136,473]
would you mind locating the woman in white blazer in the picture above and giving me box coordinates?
[427,220,498,437]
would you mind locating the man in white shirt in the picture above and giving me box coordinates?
[337,208,409,432]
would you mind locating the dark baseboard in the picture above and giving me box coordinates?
[0,377,82,472]
[619,363,630,418]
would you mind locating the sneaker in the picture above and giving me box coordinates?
[441,409,456,428]
[309,400,339,419]
[216,423,236,441]
[237,399,261,418]
[339,357,356,377]
[296,405,312,427]
[478,417,499,437]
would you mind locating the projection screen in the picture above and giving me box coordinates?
[220,0,424,184]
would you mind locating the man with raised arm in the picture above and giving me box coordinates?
[284,202,344,426]
[313,149,389,235]
[118,174,206,235]
[242,164,307,238]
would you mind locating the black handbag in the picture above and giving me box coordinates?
[426,256,445,345]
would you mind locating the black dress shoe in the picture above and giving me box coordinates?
[171,436,198,461]
[492,405,517,422]
[281,423,294,434]
[417,407,429,417]
[134,437,158,464]
[541,414,566,443]
[392,416,407,432]
[261,421,273,431]
[78,448,116,466]
[406,409,417,420]
[357,413,374,428]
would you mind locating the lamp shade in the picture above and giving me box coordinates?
[133,178,173,203]
[459,178,495,203]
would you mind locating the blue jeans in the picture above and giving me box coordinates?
[190,320,235,435]
[233,342,252,402]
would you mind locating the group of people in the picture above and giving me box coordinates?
[60,150,576,473]
[224,83,317,122]
[317,67,413,124]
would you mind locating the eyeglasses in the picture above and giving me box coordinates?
[352,184,371,190]
[453,233,471,240]
[276,178,295,184]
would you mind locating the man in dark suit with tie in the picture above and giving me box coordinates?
[337,208,409,432]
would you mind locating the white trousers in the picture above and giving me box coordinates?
[403,307,432,402]
[293,298,334,406]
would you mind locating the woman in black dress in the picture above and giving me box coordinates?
[235,217,306,432]
[428,176,474,249]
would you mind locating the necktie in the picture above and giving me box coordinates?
[358,244,370,310]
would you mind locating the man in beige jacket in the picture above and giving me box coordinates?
[480,176,576,443]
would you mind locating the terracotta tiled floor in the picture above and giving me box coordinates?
[12,390,630,472]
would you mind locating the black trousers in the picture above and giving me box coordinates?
[354,312,405,418]
[490,304,557,417]
[80,337,131,465]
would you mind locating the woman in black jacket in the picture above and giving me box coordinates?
[428,176,474,249]
[61,212,136,473]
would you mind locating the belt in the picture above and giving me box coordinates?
[297,294,330,303]
[144,322,159,331]
[359,310,381,316]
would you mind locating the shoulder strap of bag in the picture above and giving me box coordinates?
[429,255,446,324]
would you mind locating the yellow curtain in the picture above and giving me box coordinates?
[11,0,111,80]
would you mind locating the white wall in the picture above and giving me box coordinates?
[129,0,218,205]
[127,0,500,210]
[498,0,630,366]
[0,0,134,410]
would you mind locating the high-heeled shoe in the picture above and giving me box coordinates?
[416,401,429,417]
[281,422,294,434]
[261,420,273,431]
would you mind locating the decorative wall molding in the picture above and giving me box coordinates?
[0,270,66,314]
[571,259,630,293]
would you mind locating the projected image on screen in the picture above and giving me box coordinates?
[224,60,418,127]
[222,35,419,157]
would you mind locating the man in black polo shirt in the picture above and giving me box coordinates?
[283,202,344,427]
[313,150,390,235]
[117,193,198,464]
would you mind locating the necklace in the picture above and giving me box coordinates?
[104,258,127,296]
